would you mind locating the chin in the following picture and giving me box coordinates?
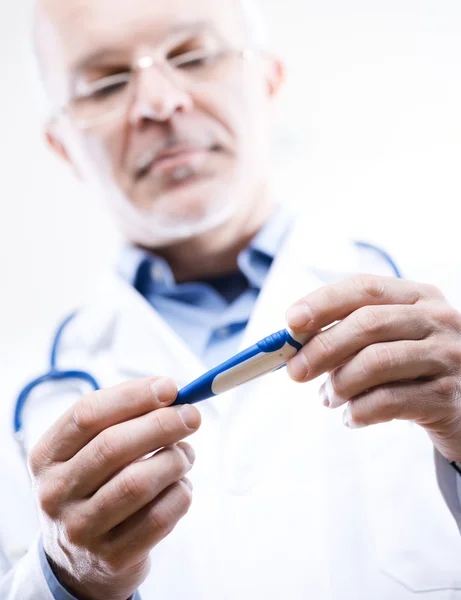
[142,178,234,223]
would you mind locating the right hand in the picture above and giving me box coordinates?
[27,377,201,600]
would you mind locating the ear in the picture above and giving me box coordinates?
[265,55,285,98]
[45,121,81,179]
[45,122,71,163]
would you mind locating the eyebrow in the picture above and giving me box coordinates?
[72,21,220,73]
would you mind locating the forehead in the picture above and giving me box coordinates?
[39,0,245,70]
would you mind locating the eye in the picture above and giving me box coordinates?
[81,72,131,101]
[170,49,221,71]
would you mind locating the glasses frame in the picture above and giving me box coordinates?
[52,47,255,131]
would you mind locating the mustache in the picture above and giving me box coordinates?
[134,134,220,180]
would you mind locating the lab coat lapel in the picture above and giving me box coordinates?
[218,224,362,490]
[238,220,344,348]
[101,273,206,388]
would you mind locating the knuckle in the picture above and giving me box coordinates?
[351,386,398,427]
[311,332,335,363]
[432,376,458,403]
[163,446,190,479]
[422,283,445,300]
[151,409,175,439]
[149,484,192,535]
[173,480,193,515]
[434,304,461,332]
[381,384,399,409]
[371,344,396,371]
[352,275,386,299]
[359,345,393,377]
[128,380,157,411]
[348,398,376,427]
[378,385,402,419]
[65,513,89,545]
[149,505,177,536]
[446,343,461,373]
[104,551,125,575]
[72,397,97,435]
[354,307,386,337]
[37,486,58,518]
[37,476,67,518]
[117,470,150,503]
[95,431,120,464]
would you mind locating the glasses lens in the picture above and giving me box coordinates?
[170,49,239,83]
[70,72,132,126]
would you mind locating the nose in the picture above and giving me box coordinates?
[128,64,193,128]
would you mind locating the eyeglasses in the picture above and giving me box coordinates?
[56,47,252,130]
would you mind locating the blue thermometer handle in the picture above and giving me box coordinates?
[173,328,312,406]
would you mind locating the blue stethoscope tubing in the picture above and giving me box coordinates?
[13,314,100,440]
[13,242,402,444]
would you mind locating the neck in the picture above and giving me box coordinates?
[147,193,276,282]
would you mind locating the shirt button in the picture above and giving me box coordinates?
[216,326,231,339]
[150,263,164,283]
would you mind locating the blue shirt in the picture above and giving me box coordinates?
[117,206,293,367]
[40,206,292,599]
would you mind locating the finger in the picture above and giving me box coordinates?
[73,443,196,537]
[287,303,435,382]
[286,274,444,333]
[319,339,445,409]
[64,405,200,498]
[102,479,193,571]
[342,376,458,430]
[30,377,178,470]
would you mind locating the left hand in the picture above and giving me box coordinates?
[285,274,461,463]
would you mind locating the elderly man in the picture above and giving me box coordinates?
[2,0,461,598]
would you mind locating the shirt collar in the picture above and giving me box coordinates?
[248,204,293,258]
[117,204,293,292]
[239,205,293,289]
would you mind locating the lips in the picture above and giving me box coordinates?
[152,148,206,173]
[135,145,212,181]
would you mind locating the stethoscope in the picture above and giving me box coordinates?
[13,314,100,458]
[13,242,402,457]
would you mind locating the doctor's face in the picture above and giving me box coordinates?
[38,0,282,247]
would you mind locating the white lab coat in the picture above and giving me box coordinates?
[1,223,461,600]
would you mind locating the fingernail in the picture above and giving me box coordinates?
[151,378,176,403]
[179,443,196,465]
[325,376,347,409]
[343,405,366,430]
[319,384,330,408]
[177,404,200,430]
[288,352,309,381]
[286,303,312,329]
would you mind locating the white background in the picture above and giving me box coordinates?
[1,0,461,392]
